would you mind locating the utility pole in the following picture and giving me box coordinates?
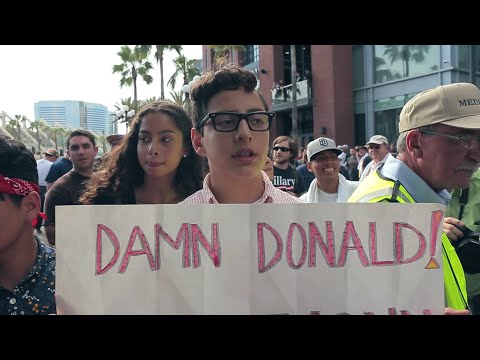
[290,45,299,145]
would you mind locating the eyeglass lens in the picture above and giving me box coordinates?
[214,113,270,131]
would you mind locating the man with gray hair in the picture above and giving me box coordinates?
[348,82,480,314]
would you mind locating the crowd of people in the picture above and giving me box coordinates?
[2,61,480,315]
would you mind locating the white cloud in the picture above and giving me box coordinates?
[0,45,202,134]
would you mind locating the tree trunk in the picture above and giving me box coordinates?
[160,55,165,100]
[290,45,299,145]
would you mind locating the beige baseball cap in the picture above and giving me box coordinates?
[306,137,342,161]
[399,82,480,132]
[366,135,388,146]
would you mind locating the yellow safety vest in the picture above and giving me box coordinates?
[348,170,468,310]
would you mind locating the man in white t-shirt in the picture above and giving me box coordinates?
[35,148,58,233]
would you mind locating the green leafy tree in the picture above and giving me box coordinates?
[112,45,153,127]
[136,45,183,100]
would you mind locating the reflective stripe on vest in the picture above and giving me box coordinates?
[348,169,468,310]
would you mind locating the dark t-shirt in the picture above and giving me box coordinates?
[296,163,315,189]
[44,170,90,225]
[45,157,73,184]
[273,165,306,195]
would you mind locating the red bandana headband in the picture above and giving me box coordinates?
[0,174,39,195]
[0,174,47,227]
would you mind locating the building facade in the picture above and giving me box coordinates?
[34,100,111,135]
[202,45,480,148]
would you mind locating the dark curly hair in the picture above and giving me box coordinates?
[0,135,38,205]
[80,100,203,204]
[190,59,269,130]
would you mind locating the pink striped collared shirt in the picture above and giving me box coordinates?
[180,171,304,204]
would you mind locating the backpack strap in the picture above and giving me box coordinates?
[458,187,470,221]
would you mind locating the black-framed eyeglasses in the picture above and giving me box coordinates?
[367,144,381,150]
[197,112,274,132]
[272,146,291,152]
[420,130,480,151]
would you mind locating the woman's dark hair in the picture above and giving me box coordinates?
[80,100,203,204]
[190,58,269,129]
[0,135,38,205]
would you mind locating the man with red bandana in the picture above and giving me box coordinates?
[0,135,56,315]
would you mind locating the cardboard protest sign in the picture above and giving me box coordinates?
[56,203,446,314]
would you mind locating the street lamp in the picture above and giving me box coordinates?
[181,75,201,115]
[116,105,135,131]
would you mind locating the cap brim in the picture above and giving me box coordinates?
[441,115,480,129]
[309,148,342,161]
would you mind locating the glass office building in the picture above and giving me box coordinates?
[203,45,480,148]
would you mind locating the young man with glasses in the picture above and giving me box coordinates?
[180,63,303,204]
[348,82,480,314]
[359,135,393,182]
[0,135,56,315]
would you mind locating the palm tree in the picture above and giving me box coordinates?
[167,54,201,91]
[169,90,185,107]
[383,45,431,77]
[7,115,22,141]
[136,45,183,100]
[29,120,44,153]
[49,124,65,150]
[141,96,159,106]
[208,45,246,63]
[112,45,154,126]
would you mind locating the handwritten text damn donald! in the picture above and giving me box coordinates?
[95,210,443,276]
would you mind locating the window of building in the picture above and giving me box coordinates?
[373,45,440,84]
[283,45,311,85]
[244,45,259,65]
[353,45,364,88]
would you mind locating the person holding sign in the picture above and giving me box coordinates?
[80,100,203,205]
[180,61,302,204]
[0,135,56,315]
[348,82,480,315]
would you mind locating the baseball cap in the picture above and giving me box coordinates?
[306,137,342,161]
[399,82,480,132]
[107,134,124,145]
[366,135,388,146]
[44,148,58,156]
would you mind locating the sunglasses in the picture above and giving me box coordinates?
[367,144,381,150]
[272,146,291,152]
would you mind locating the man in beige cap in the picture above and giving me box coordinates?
[359,134,393,182]
[349,82,480,314]
[106,134,124,148]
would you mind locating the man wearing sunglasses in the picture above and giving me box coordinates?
[359,135,393,182]
[271,135,306,197]
[180,62,303,205]
[349,82,480,315]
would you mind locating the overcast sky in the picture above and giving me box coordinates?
[0,45,202,134]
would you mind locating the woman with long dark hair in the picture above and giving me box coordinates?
[80,100,203,205]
